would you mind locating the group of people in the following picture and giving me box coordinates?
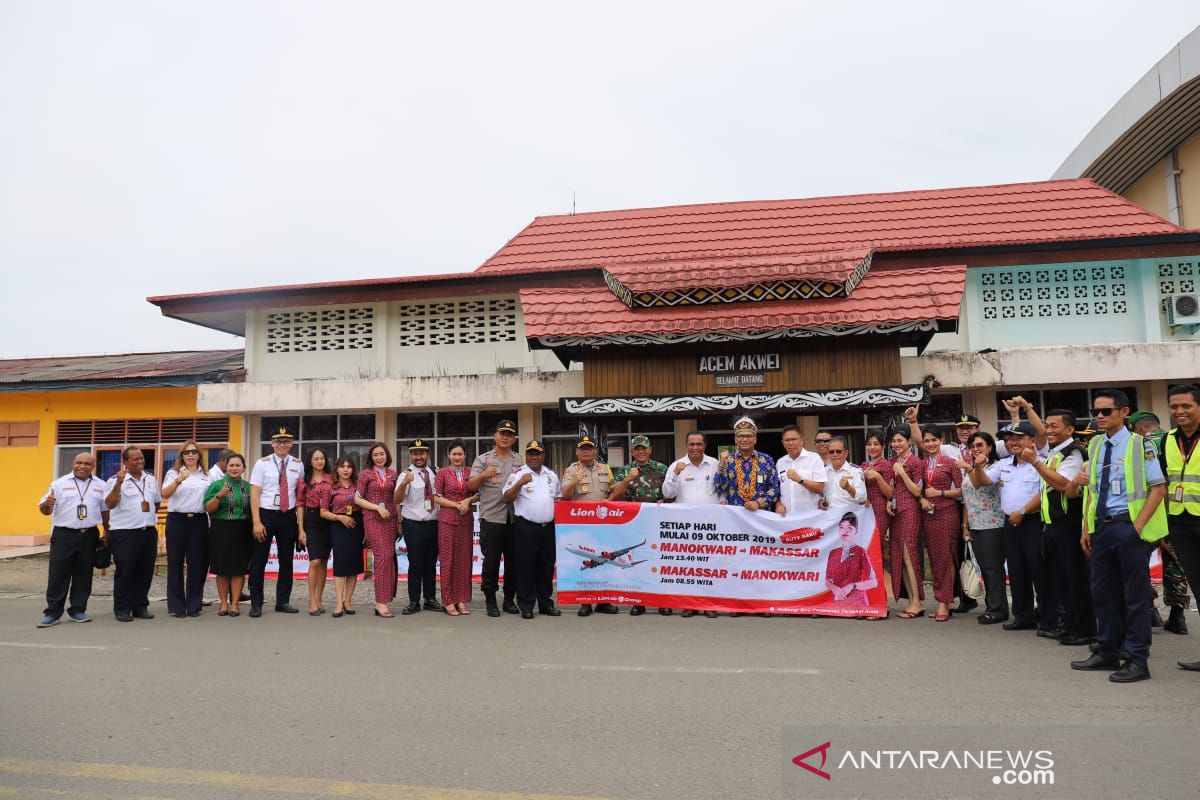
[34,388,1200,683]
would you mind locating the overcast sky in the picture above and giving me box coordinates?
[2,2,1198,358]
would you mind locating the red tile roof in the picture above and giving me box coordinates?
[521,266,966,339]
[478,179,1182,276]
[0,350,244,390]
[603,248,871,294]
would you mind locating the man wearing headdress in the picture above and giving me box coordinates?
[713,417,781,511]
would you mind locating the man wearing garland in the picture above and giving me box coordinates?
[713,416,781,511]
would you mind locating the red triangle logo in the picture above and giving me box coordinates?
[792,741,832,781]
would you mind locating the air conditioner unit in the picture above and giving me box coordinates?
[1165,293,1200,325]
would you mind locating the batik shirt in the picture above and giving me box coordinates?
[713,451,781,508]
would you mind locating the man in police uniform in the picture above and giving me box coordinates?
[610,435,669,616]
[1026,409,1094,646]
[1071,388,1167,683]
[469,419,523,618]
[502,440,562,619]
[561,434,617,616]
[1164,384,1200,670]
[248,426,304,617]
[37,452,107,627]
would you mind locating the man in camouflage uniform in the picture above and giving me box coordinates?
[610,435,669,616]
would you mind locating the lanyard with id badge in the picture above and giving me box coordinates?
[72,477,92,520]
[129,475,150,512]
[1174,434,1200,503]
[410,466,433,512]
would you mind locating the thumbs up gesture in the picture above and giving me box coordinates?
[518,472,533,487]
[217,483,232,498]
[674,461,686,476]
[177,466,190,482]
[903,405,919,423]
[44,489,56,510]
[627,466,640,480]
[839,476,853,492]
[402,470,414,486]
[115,464,127,482]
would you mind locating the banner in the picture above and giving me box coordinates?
[555,501,887,618]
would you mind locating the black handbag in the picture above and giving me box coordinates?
[93,538,112,569]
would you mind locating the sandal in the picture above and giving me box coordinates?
[217,608,229,617]
[228,608,240,617]
[445,607,460,617]
[458,604,470,615]
[932,611,950,622]
[898,609,925,619]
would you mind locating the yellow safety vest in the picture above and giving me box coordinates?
[1164,428,1200,516]
[1082,433,1168,543]
[1039,444,1081,524]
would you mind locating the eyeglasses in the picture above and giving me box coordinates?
[182,449,200,456]
[1090,408,1116,417]
[827,449,846,455]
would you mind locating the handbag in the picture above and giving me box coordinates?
[93,537,112,570]
[959,540,985,600]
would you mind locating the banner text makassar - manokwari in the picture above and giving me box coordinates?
[555,501,888,617]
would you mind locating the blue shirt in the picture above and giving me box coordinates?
[1097,427,1165,515]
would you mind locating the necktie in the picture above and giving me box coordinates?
[278,457,290,513]
[1096,441,1113,519]
[424,469,434,503]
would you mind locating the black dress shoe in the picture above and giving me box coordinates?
[1151,607,1164,628]
[1036,627,1062,640]
[486,604,501,618]
[1058,634,1095,647]
[133,609,154,620]
[681,609,698,618]
[169,611,187,619]
[1002,621,1035,631]
[401,603,421,615]
[249,605,262,618]
[540,606,562,617]
[1110,661,1151,683]
[116,611,133,622]
[186,610,201,617]
[658,608,673,616]
[502,599,520,615]
[577,604,593,617]
[629,605,646,616]
[424,600,445,612]
[521,610,534,619]
[275,604,299,614]
[595,603,619,614]
[977,613,1006,625]
[1164,606,1189,635]
[1071,653,1121,671]
[1177,659,1200,671]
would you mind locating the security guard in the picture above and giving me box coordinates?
[561,434,617,616]
[610,435,669,616]
[502,440,562,619]
[1164,384,1200,670]
[1070,388,1167,683]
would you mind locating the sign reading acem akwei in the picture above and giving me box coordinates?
[697,353,782,374]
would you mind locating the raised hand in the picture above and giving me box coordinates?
[903,405,919,423]
[627,467,640,480]
[674,461,686,475]
[115,464,127,482]
[44,489,56,509]
[217,483,232,498]
[839,476,853,492]
[177,466,190,482]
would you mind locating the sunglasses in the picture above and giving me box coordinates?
[827,449,846,455]
[815,439,832,444]
[1090,408,1117,417]
[182,449,200,456]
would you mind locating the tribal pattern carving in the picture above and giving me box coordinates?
[536,319,937,348]
[560,386,928,416]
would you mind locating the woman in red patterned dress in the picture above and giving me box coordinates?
[434,439,479,616]
[890,429,926,618]
[824,511,878,606]
[917,426,963,622]
[356,442,399,618]
[860,430,895,601]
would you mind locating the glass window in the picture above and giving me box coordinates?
[302,415,338,441]
[395,410,517,470]
[341,414,376,441]
[261,416,300,441]
[1043,389,1089,420]
[260,414,377,465]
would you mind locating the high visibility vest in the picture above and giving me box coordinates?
[1040,442,1082,524]
[1164,428,1200,516]
[1082,433,1168,543]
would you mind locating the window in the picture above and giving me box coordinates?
[994,387,1139,427]
[979,263,1129,320]
[1157,260,1198,296]
[0,421,38,447]
[265,306,374,353]
[259,414,377,467]
[395,409,518,468]
[53,417,231,482]
[395,298,518,347]
[539,409,674,473]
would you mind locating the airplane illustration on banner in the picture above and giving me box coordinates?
[565,539,648,570]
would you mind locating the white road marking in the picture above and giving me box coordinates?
[0,642,147,651]
[521,663,819,675]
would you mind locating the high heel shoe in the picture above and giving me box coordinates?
[332,607,344,618]
[374,607,395,618]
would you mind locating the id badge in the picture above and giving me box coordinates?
[579,483,590,494]
[424,499,433,513]
[344,505,354,515]
[76,504,88,521]
[1110,479,1121,496]
[140,500,150,512]
[1176,485,1185,503]
[757,474,764,484]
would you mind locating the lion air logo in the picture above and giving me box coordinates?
[597,506,609,520]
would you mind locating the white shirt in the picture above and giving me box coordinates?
[824,462,867,509]
[504,465,561,524]
[162,468,211,513]
[105,471,162,529]
[986,448,1048,515]
[208,464,225,481]
[399,464,438,522]
[42,473,107,529]
[249,455,303,511]
[1045,439,1084,482]
[777,449,826,515]
[661,455,720,504]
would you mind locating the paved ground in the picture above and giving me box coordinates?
[1,555,1198,799]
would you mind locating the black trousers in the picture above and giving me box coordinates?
[43,526,99,617]
[166,512,208,615]
[1003,515,1045,627]
[479,519,515,600]
[970,527,1009,617]
[1045,517,1095,638]
[402,518,439,604]
[109,526,157,616]
[1091,519,1153,666]
[249,508,297,607]
[514,517,556,613]
[1169,515,1200,609]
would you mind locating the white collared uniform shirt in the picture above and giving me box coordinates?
[661,455,720,504]
[42,474,108,529]
[504,465,561,524]
[208,464,225,481]
[249,455,303,511]
[399,465,439,522]
[824,462,867,509]
[777,450,826,515]
[986,446,1049,515]
[162,468,211,513]
[105,472,162,529]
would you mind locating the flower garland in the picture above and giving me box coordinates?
[734,453,759,503]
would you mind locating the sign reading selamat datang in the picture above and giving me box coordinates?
[555,501,887,617]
